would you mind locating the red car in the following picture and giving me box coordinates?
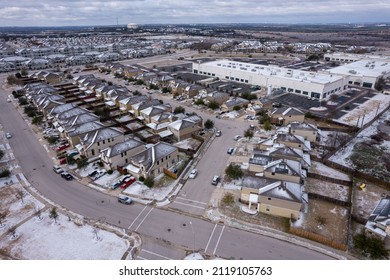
[59,158,67,165]
[56,144,70,152]
[120,176,136,189]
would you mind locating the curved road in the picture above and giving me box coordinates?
[0,75,333,260]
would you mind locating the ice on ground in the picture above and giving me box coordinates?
[0,212,129,260]
[184,253,204,260]
[94,171,120,188]
[311,161,351,181]
[334,94,390,127]
[123,181,175,201]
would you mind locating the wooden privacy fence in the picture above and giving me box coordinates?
[289,227,348,251]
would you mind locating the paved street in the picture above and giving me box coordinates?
[0,71,334,260]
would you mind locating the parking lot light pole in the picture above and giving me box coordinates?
[189,221,195,256]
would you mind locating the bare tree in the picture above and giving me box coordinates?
[8,225,17,238]
[15,189,26,204]
[35,208,43,220]
[0,211,8,227]
[49,207,59,223]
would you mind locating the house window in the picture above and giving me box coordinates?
[266,206,270,211]
[121,153,123,157]
[161,158,164,163]
[268,197,271,201]
[103,140,105,144]
[91,149,95,156]
[125,159,128,163]
[97,142,100,146]
[108,139,110,143]
[272,172,275,175]
[157,161,159,165]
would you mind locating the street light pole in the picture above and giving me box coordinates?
[189,221,195,256]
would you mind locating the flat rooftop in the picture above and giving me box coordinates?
[199,59,343,85]
[328,59,390,78]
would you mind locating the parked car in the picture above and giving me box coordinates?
[5,133,12,139]
[189,169,198,179]
[211,176,220,185]
[120,176,136,189]
[56,144,70,152]
[89,169,106,181]
[227,148,234,155]
[61,172,73,181]
[233,135,242,141]
[111,181,122,190]
[118,194,132,204]
[215,130,222,137]
[53,165,64,174]
[59,158,67,165]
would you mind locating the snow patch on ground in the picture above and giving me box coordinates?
[311,161,351,181]
[334,94,390,127]
[94,171,121,188]
[0,212,129,259]
[123,180,176,201]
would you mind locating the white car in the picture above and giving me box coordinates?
[53,165,64,174]
[189,169,198,179]
[5,133,12,139]
[118,194,132,205]
[233,135,242,141]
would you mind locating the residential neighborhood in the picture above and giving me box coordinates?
[0,17,390,267]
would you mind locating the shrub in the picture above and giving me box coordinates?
[144,176,154,188]
[221,193,235,206]
[225,163,243,180]
[0,169,11,178]
[204,119,214,130]
[353,232,389,260]
[139,176,145,182]
[174,106,185,114]
[208,101,219,110]
[107,170,113,175]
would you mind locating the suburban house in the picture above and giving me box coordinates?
[65,121,106,147]
[183,84,203,99]
[139,104,172,123]
[206,91,230,105]
[275,133,311,152]
[132,99,162,117]
[78,127,125,158]
[125,142,179,178]
[168,117,203,141]
[289,122,318,142]
[271,106,305,125]
[100,138,145,170]
[119,95,148,112]
[240,177,307,220]
[221,97,250,112]
[263,159,306,184]
[245,104,263,116]
[365,195,390,248]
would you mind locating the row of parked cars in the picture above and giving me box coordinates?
[53,165,73,180]
[111,175,136,190]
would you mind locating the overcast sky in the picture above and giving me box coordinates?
[0,0,389,27]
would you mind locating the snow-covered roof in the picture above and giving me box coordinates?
[83,127,123,147]
[101,138,144,158]
[67,121,105,137]
[130,142,177,172]
[259,181,304,203]
[366,195,390,238]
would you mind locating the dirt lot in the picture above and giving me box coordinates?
[292,199,349,244]
[305,178,350,203]
[351,181,389,221]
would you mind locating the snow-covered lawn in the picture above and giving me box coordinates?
[94,171,121,189]
[305,178,350,202]
[0,183,45,236]
[123,179,176,201]
[329,110,390,168]
[334,93,390,127]
[0,211,129,260]
[310,161,351,181]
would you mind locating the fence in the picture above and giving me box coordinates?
[307,172,352,186]
[308,193,351,207]
[289,226,348,251]
[163,168,178,179]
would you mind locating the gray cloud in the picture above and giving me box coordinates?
[0,0,388,26]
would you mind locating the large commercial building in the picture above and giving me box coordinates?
[326,59,390,89]
[193,60,348,100]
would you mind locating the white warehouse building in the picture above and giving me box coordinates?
[193,60,348,100]
[326,59,390,89]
